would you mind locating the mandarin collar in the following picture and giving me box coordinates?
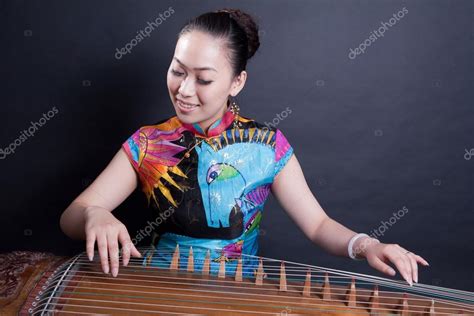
[181,106,235,138]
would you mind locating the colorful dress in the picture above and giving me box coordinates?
[122,106,293,276]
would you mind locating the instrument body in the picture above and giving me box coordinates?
[1,249,473,315]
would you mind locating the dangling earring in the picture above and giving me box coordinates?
[229,97,242,129]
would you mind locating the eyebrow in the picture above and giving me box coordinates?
[173,57,217,72]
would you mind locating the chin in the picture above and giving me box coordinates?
[175,110,199,124]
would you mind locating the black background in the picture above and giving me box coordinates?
[1,1,473,291]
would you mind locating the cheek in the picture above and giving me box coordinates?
[196,90,212,106]
[167,73,180,92]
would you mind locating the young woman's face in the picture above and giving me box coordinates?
[167,31,246,131]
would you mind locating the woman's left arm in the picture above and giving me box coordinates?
[270,154,429,286]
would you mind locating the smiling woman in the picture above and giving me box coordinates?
[166,10,259,131]
[59,7,429,296]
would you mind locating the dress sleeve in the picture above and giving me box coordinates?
[121,128,145,174]
[273,129,294,178]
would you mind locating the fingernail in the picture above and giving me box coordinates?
[104,266,109,274]
[88,254,92,261]
[112,268,118,277]
[403,273,411,285]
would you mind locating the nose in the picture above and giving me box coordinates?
[178,76,195,97]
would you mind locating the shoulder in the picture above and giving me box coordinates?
[122,115,186,169]
[122,115,182,157]
[237,115,294,178]
[136,115,182,135]
[237,115,291,147]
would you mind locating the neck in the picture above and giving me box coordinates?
[198,101,230,134]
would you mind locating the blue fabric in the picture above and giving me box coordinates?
[123,115,294,277]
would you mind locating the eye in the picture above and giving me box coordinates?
[172,69,212,85]
[207,167,223,184]
[171,69,184,76]
[209,171,219,181]
[198,79,212,85]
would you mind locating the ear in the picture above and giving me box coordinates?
[230,70,247,97]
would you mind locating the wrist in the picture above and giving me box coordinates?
[353,235,380,259]
[348,233,380,260]
[83,205,110,218]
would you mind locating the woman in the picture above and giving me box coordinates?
[60,8,428,285]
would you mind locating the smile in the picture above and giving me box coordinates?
[177,99,199,110]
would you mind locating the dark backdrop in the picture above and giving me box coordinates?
[1,0,473,291]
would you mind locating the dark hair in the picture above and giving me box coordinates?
[178,8,260,78]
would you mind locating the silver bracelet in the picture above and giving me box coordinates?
[348,233,378,260]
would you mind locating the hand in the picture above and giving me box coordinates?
[84,206,141,277]
[356,238,429,286]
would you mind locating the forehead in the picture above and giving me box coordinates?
[174,31,230,72]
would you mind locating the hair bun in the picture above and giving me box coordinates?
[216,8,260,60]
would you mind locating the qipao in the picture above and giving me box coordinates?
[122,107,293,274]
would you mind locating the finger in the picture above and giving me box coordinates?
[122,238,142,260]
[415,254,429,266]
[86,231,96,261]
[117,228,132,266]
[369,255,396,276]
[406,253,419,283]
[396,246,417,284]
[386,251,413,286]
[107,232,120,277]
[130,243,142,258]
[96,234,109,274]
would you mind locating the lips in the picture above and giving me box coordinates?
[176,98,200,112]
[177,98,198,106]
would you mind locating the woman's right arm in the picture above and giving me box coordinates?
[60,148,141,276]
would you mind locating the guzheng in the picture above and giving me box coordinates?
[1,246,473,315]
